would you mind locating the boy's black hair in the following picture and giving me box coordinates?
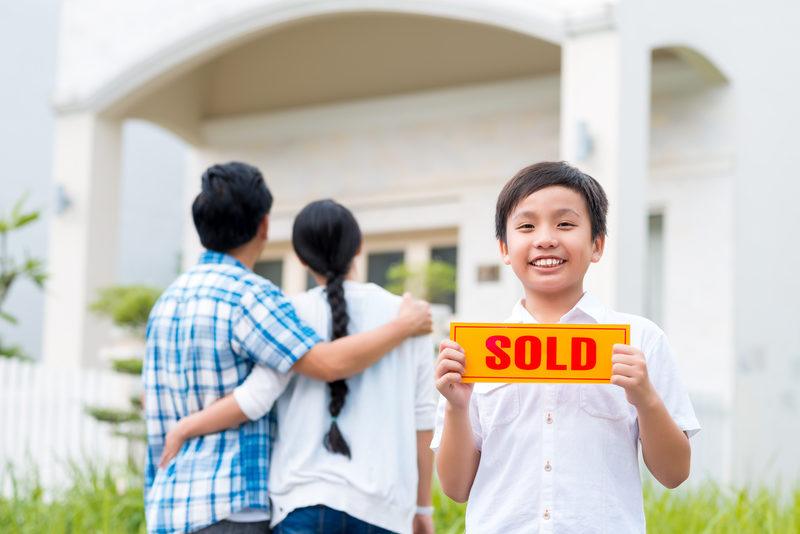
[191,162,273,252]
[292,199,363,460]
[495,161,608,243]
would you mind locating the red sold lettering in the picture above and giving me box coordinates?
[514,336,542,370]
[546,336,567,370]
[571,337,597,370]
[484,335,598,372]
[485,335,511,370]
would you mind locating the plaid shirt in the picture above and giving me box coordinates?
[143,251,320,533]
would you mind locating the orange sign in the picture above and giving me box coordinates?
[450,323,630,383]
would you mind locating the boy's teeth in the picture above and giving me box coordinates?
[533,258,564,267]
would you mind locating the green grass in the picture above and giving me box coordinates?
[643,481,800,533]
[1,466,798,533]
[0,464,146,534]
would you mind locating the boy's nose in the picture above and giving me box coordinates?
[534,234,558,248]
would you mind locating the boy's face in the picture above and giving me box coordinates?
[499,185,604,299]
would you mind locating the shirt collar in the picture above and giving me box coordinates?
[509,291,607,324]
[198,250,248,270]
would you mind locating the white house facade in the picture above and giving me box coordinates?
[44,0,800,488]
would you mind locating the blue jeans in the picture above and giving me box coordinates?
[273,505,396,534]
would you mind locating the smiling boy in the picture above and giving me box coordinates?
[432,162,699,533]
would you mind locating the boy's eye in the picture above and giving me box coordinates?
[517,223,534,230]
[557,222,576,228]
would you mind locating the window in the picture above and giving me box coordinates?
[431,246,458,310]
[254,259,283,288]
[367,251,405,289]
[645,213,664,327]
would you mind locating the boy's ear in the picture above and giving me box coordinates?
[498,239,511,265]
[591,234,605,263]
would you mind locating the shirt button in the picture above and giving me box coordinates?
[545,412,554,424]
[544,460,552,472]
[543,509,551,520]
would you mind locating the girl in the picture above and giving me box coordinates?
[160,200,436,534]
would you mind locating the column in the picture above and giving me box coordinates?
[42,113,122,367]
[560,30,650,313]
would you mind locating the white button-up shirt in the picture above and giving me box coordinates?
[431,293,700,533]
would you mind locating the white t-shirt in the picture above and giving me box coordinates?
[234,281,436,533]
[431,292,700,534]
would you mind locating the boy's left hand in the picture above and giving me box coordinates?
[610,344,657,409]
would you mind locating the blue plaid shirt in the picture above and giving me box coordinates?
[143,251,321,533]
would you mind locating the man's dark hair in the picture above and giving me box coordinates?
[191,162,273,252]
[495,161,608,243]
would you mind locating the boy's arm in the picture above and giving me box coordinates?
[434,340,480,503]
[636,395,691,488]
[292,293,432,382]
[414,430,435,534]
[611,344,690,489]
[437,403,481,502]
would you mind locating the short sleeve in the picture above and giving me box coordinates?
[233,365,294,421]
[231,282,321,373]
[414,335,436,430]
[646,332,701,437]
[430,393,483,451]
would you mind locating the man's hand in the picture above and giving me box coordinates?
[610,344,658,408]
[435,339,473,410]
[159,420,189,468]
[413,513,435,534]
[397,292,433,336]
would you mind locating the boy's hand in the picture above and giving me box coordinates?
[158,420,189,468]
[397,292,433,336]
[610,344,658,409]
[435,339,473,410]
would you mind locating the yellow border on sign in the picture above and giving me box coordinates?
[450,322,630,383]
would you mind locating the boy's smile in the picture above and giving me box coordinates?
[499,185,604,307]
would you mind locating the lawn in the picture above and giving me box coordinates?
[1,466,798,533]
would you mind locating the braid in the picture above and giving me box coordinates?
[322,273,352,459]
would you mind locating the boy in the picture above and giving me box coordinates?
[433,162,699,533]
[143,162,431,533]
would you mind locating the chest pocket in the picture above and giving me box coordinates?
[579,384,631,421]
[475,383,520,429]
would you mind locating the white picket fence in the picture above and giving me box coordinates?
[0,358,139,494]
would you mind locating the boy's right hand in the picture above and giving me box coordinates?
[397,292,433,336]
[435,339,473,410]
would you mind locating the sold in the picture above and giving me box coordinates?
[485,335,597,371]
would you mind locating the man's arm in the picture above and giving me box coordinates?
[292,293,431,381]
[611,344,690,489]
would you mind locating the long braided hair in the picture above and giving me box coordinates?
[292,199,362,459]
